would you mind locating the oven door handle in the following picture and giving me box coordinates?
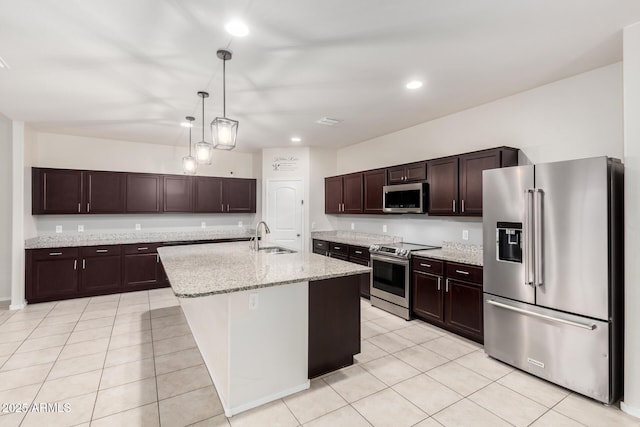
[370,254,409,266]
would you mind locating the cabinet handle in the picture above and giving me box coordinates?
[221,203,224,212]
[227,204,230,212]
[73,259,77,270]
[452,199,456,213]
[137,247,148,251]
[355,250,363,254]
[438,277,441,291]
[334,246,341,250]
[87,203,90,213]
[156,254,159,263]
[445,278,450,292]
[461,199,465,213]
[455,269,470,275]
[49,252,63,256]
[82,259,86,269]
[96,249,108,253]
[420,263,431,268]
[78,203,81,213]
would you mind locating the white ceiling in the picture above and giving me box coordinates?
[1,0,640,152]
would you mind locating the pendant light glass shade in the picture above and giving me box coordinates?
[212,49,238,151]
[181,116,197,174]
[195,91,213,165]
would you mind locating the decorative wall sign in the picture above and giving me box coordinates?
[272,156,299,172]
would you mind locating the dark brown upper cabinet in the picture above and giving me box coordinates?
[125,173,163,213]
[342,173,363,214]
[86,171,125,214]
[387,161,426,185]
[223,178,256,213]
[163,175,193,213]
[32,168,84,214]
[324,176,343,214]
[363,168,387,214]
[324,173,363,214]
[458,148,518,216]
[194,176,224,213]
[427,156,459,215]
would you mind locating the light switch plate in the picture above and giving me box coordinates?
[238,221,243,227]
[78,225,84,232]
[462,230,469,240]
[350,222,355,230]
[55,225,62,233]
[311,222,316,230]
[201,221,206,229]
[135,224,141,231]
[382,224,388,233]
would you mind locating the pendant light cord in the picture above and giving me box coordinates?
[201,95,205,141]
[188,124,192,156]
[223,58,226,118]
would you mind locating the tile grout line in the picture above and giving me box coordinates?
[86,293,120,424]
[148,291,163,427]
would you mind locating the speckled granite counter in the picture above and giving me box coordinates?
[25,229,253,249]
[158,241,371,297]
[413,241,483,266]
[311,230,402,248]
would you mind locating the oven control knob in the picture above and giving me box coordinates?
[370,245,379,252]
[398,249,408,257]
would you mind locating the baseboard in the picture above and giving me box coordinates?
[9,301,26,310]
[224,381,310,417]
[621,401,640,419]
[0,297,10,302]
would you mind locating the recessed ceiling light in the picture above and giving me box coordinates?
[315,117,343,126]
[180,122,193,128]
[225,21,249,37]
[406,80,423,90]
[0,56,9,69]
[291,137,302,143]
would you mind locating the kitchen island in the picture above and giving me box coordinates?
[158,241,370,417]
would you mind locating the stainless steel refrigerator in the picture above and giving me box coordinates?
[482,156,624,404]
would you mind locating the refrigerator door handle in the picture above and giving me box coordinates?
[534,189,544,287]
[486,298,597,330]
[524,189,535,286]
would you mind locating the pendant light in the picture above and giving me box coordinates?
[195,91,214,164]
[181,116,197,174]
[211,49,239,150]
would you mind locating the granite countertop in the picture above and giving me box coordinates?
[311,230,402,248]
[158,241,371,298]
[413,241,483,266]
[25,229,254,249]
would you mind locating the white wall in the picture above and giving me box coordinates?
[622,22,640,419]
[333,63,623,244]
[28,131,261,234]
[309,147,338,233]
[0,114,12,300]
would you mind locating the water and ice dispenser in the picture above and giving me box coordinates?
[496,222,522,263]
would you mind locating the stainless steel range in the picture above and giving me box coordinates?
[369,242,440,320]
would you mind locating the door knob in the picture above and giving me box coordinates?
[296,234,300,237]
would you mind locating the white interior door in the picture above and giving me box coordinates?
[266,180,304,251]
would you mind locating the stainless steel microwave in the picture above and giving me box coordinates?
[383,182,428,213]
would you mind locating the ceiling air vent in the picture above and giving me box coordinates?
[315,117,343,126]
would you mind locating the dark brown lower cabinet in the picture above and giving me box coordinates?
[80,246,122,294]
[308,274,362,378]
[445,278,483,338]
[411,257,483,343]
[412,271,443,323]
[27,248,80,302]
[123,244,164,291]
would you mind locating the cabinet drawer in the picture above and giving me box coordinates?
[349,245,369,262]
[81,245,122,257]
[31,247,79,261]
[446,262,483,284]
[328,243,349,258]
[123,243,159,255]
[412,257,443,275]
[313,240,328,251]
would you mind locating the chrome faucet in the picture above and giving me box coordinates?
[251,221,271,250]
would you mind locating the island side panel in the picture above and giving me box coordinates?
[308,273,363,378]
[227,281,309,414]
[179,293,231,405]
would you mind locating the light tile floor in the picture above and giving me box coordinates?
[0,293,638,426]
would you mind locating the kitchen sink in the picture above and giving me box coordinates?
[257,246,296,254]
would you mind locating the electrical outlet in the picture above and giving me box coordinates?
[383,224,388,233]
[238,221,243,227]
[350,222,355,230]
[311,222,316,230]
[77,225,84,232]
[462,230,469,240]
[135,224,141,231]
[249,292,259,310]
[201,221,206,229]
[55,225,62,233]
